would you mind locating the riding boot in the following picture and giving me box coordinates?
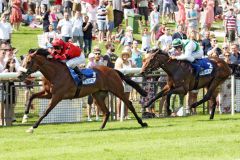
[73,67,84,82]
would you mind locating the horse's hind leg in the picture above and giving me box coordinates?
[22,91,52,123]
[92,91,109,129]
[209,90,218,120]
[113,92,147,127]
[190,79,225,118]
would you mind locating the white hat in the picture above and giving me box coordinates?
[88,53,95,59]
[126,26,133,31]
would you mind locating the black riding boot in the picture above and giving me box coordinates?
[73,67,84,81]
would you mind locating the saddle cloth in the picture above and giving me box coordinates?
[192,58,213,76]
[68,68,97,85]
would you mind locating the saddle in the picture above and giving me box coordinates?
[192,58,213,77]
[68,67,97,86]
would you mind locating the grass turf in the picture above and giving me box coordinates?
[1,114,240,160]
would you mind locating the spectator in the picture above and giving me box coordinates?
[120,26,133,46]
[72,0,81,16]
[155,23,166,41]
[141,27,151,51]
[186,3,199,32]
[162,0,173,23]
[57,12,73,42]
[149,5,160,44]
[141,53,157,115]
[115,47,134,120]
[113,24,125,42]
[224,7,237,45]
[3,58,17,124]
[201,0,215,30]
[201,31,212,56]
[44,24,57,47]
[113,0,123,28]
[157,27,172,51]
[72,11,84,48]
[63,0,73,13]
[41,4,50,33]
[106,0,114,42]
[172,25,187,40]
[0,14,12,44]
[10,0,22,31]
[86,2,98,37]
[176,0,186,26]
[131,40,144,68]
[2,43,20,70]
[207,37,222,57]
[138,0,149,26]
[83,15,93,55]
[97,0,107,42]
[103,42,118,68]
[122,0,134,27]
[229,43,240,64]
[49,6,58,31]
[22,9,36,27]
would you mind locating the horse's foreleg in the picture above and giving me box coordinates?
[26,96,61,133]
[144,86,170,108]
[165,94,172,116]
[22,91,52,124]
[92,91,109,129]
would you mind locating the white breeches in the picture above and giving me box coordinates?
[66,53,86,68]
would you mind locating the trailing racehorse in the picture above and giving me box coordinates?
[18,49,148,133]
[141,49,231,119]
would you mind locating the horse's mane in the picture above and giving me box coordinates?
[154,48,193,70]
[29,48,66,65]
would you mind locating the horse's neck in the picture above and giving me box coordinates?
[38,58,67,82]
[157,55,176,76]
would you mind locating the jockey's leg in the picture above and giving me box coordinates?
[66,54,86,83]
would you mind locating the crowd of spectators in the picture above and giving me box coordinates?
[1,0,240,122]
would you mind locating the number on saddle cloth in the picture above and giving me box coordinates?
[192,58,213,76]
[68,67,97,85]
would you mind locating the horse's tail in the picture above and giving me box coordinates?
[114,69,147,97]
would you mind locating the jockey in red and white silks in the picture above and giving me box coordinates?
[50,38,85,68]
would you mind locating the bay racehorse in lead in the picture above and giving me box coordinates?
[18,49,148,133]
[141,49,231,119]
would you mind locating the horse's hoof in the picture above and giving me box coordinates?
[22,115,28,124]
[26,127,34,133]
[22,118,28,124]
[142,122,148,127]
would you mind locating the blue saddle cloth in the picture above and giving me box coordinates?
[68,68,96,85]
[192,58,213,76]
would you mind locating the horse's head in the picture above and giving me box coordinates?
[141,48,167,75]
[18,49,47,81]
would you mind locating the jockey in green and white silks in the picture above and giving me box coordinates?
[171,30,204,76]
[175,39,203,62]
[172,30,203,62]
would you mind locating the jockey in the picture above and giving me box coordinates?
[50,38,86,80]
[169,38,183,57]
[171,30,204,76]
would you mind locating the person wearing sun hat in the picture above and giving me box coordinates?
[114,46,135,120]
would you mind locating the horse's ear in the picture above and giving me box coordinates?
[30,50,37,57]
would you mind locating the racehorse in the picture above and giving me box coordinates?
[18,48,148,133]
[141,49,231,119]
